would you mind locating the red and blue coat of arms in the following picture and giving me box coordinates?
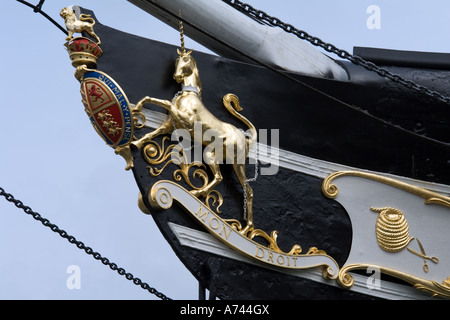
[80,70,133,148]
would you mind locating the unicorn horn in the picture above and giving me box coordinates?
[179,11,186,54]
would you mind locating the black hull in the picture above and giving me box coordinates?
[84,10,449,299]
[95,19,449,186]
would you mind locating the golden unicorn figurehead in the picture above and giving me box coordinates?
[173,17,202,95]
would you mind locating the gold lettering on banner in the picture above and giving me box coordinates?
[196,206,208,222]
[219,224,231,241]
[209,217,220,230]
[149,181,339,279]
[254,245,302,268]
[195,205,231,241]
[255,246,265,259]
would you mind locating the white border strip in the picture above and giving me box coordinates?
[141,108,450,196]
[169,222,436,300]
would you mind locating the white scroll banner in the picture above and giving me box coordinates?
[148,180,339,280]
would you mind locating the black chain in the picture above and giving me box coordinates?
[222,0,450,105]
[0,186,171,300]
[16,0,68,35]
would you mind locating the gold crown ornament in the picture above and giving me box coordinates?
[64,37,103,68]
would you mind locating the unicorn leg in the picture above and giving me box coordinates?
[132,118,173,150]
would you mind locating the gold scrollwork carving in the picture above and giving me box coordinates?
[248,229,303,256]
[322,170,450,208]
[142,136,315,256]
[322,170,450,298]
[142,136,223,214]
[337,264,450,298]
[132,110,146,130]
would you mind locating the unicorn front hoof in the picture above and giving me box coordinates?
[190,189,201,197]
[190,189,209,198]
[131,140,143,150]
[239,223,254,237]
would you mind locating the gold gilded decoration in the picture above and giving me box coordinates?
[60,7,101,45]
[148,180,340,279]
[137,192,151,215]
[322,170,450,298]
[61,7,103,68]
[60,6,143,171]
[142,136,311,256]
[142,136,223,214]
[64,37,103,68]
[337,264,450,298]
[97,110,121,137]
[370,207,439,272]
[370,207,413,253]
[114,145,134,171]
[131,20,258,235]
[131,18,310,255]
[248,229,303,255]
[68,65,140,170]
[322,170,450,208]
[131,18,327,265]
[407,238,439,273]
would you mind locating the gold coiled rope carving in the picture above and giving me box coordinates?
[370,207,413,253]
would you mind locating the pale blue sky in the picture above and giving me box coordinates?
[1,0,450,300]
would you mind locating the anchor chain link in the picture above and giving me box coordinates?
[0,186,171,300]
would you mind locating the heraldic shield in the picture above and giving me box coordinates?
[80,70,134,148]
